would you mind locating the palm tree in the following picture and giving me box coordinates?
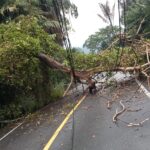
[98,0,115,34]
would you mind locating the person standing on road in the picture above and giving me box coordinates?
[87,77,97,94]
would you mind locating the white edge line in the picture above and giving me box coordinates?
[136,79,150,98]
[0,122,23,142]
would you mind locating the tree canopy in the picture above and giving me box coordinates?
[83,26,119,53]
[125,0,150,35]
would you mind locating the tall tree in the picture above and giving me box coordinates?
[83,26,119,53]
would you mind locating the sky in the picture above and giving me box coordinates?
[69,0,119,48]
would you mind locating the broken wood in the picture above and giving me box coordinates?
[63,75,73,97]
[127,118,149,127]
[136,17,145,35]
[107,101,112,109]
[113,100,126,123]
[126,108,142,112]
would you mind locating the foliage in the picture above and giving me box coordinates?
[0,0,78,45]
[73,46,144,71]
[0,103,22,120]
[51,82,65,100]
[125,0,150,35]
[0,16,64,87]
[83,26,119,53]
[0,0,78,124]
[0,16,67,122]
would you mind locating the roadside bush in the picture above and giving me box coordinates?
[51,82,65,100]
[0,15,67,123]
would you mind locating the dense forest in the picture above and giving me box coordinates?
[0,0,150,127]
[0,0,78,125]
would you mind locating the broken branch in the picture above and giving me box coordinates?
[113,100,126,123]
[63,75,73,97]
[127,118,149,127]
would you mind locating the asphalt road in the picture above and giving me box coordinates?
[1,81,150,150]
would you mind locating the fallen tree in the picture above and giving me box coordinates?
[38,53,141,80]
[37,38,150,94]
[38,53,148,80]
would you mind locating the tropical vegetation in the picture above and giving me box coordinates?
[0,0,150,128]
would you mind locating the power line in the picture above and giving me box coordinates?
[59,2,77,150]
[123,0,127,34]
[114,0,122,69]
[53,0,75,76]
[52,1,77,150]
[115,0,128,68]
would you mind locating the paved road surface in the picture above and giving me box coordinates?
[1,81,150,150]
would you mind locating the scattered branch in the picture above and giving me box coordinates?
[113,100,126,123]
[107,101,112,109]
[63,75,73,97]
[126,108,142,112]
[100,39,119,52]
[127,118,149,127]
[146,45,150,63]
[136,17,145,35]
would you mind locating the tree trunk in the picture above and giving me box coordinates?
[38,53,143,81]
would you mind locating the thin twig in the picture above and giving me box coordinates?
[143,66,150,72]
[146,45,150,63]
[136,17,145,35]
[126,108,142,112]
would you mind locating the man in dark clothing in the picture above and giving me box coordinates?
[87,77,97,94]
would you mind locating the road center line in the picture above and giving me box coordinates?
[43,94,87,150]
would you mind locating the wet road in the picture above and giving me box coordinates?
[1,81,150,150]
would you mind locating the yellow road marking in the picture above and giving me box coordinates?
[43,94,87,150]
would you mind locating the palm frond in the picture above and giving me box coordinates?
[99,3,108,19]
[97,14,108,23]
[105,1,110,15]
[98,1,115,27]
[111,3,115,21]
